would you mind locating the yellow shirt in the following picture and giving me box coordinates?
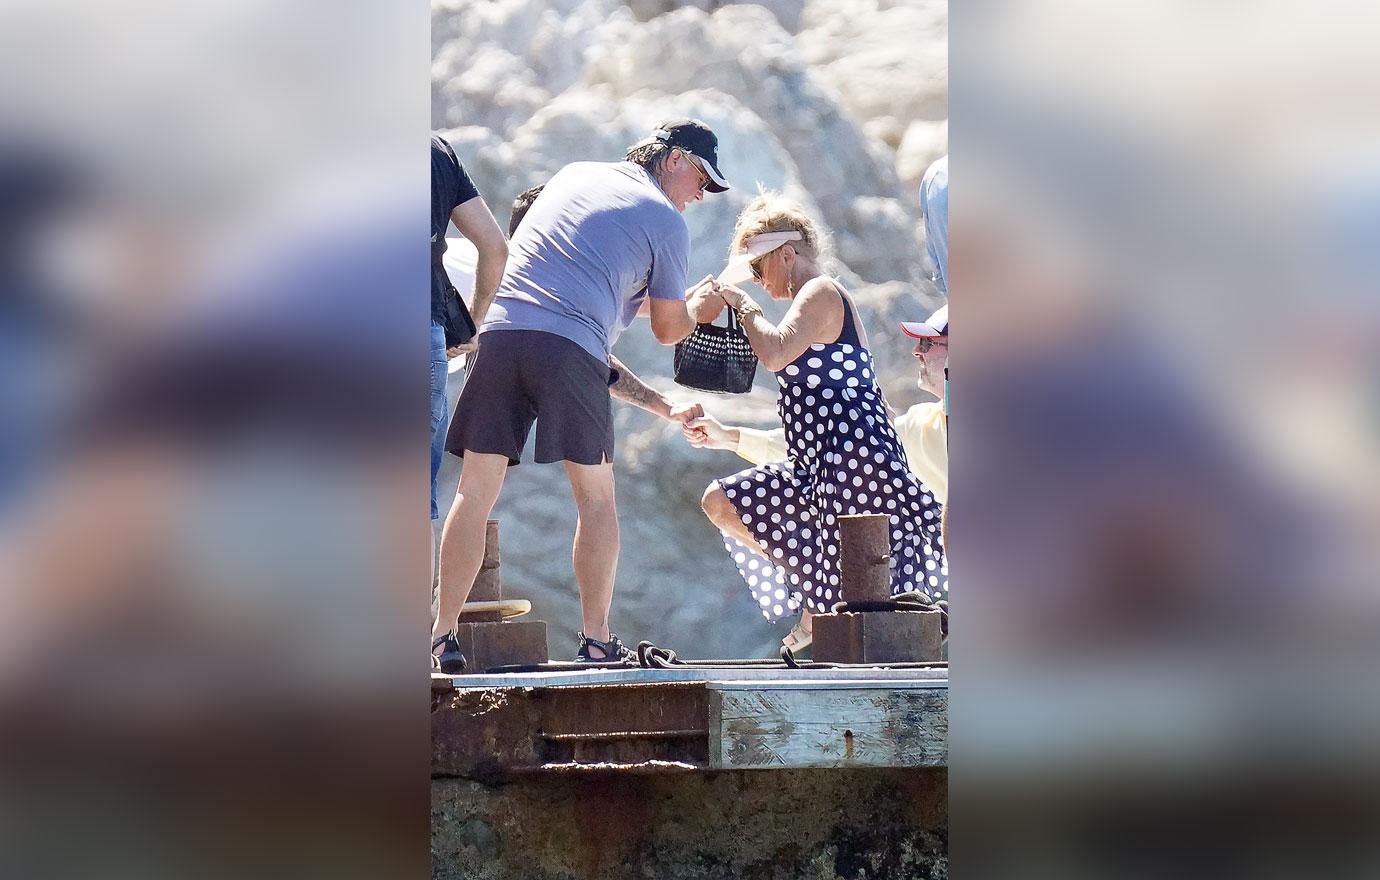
[734,402,947,505]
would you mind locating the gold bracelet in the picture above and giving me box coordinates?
[733,299,764,320]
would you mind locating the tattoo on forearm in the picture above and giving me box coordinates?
[608,356,663,412]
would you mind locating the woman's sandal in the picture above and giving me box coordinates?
[432,631,467,675]
[782,621,812,653]
[576,631,633,663]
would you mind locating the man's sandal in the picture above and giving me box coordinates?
[432,631,467,675]
[576,632,634,663]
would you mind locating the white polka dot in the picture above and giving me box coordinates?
[807,357,823,368]
[734,553,746,563]
[774,588,786,599]
[831,350,845,362]
[759,596,771,606]
[829,369,844,380]
[748,575,758,586]
[784,364,800,376]
[773,604,784,616]
[925,560,936,571]
[846,377,859,387]
[822,388,835,399]
[843,359,856,370]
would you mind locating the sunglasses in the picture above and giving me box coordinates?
[681,150,711,193]
[915,336,948,353]
[749,253,767,282]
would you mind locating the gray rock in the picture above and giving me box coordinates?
[430,0,947,661]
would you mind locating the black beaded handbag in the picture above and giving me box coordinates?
[673,310,758,393]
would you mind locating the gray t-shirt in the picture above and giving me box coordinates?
[480,161,690,362]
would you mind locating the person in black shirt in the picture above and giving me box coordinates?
[431,136,506,672]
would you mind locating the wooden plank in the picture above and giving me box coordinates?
[438,667,949,689]
[709,684,947,769]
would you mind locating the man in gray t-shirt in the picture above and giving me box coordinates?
[433,120,730,671]
[483,160,691,363]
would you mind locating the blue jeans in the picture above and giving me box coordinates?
[430,321,448,520]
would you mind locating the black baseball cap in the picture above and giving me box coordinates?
[650,118,729,193]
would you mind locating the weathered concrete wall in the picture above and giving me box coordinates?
[432,768,946,879]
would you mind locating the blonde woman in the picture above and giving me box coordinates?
[698,194,946,650]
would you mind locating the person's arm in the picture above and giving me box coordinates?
[735,426,789,465]
[682,416,789,466]
[608,355,703,423]
[638,275,722,322]
[648,276,728,342]
[450,196,508,332]
[717,278,843,371]
[647,297,696,344]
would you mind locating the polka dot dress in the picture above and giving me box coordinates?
[717,295,947,622]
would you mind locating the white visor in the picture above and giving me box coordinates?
[717,230,803,286]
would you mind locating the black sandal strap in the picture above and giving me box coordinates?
[577,631,630,661]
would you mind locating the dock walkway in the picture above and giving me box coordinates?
[432,667,948,776]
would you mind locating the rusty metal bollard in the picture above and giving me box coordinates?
[810,514,943,664]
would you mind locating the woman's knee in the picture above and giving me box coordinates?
[701,483,732,526]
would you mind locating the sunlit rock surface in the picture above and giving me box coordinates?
[433,0,946,659]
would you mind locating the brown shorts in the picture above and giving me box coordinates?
[445,329,615,466]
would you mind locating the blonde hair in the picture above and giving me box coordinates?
[729,191,826,261]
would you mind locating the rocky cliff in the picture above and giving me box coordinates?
[433,0,946,659]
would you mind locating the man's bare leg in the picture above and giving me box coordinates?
[433,452,510,643]
[564,461,619,657]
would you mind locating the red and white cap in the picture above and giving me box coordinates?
[900,303,947,338]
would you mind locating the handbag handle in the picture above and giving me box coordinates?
[716,308,739,331]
